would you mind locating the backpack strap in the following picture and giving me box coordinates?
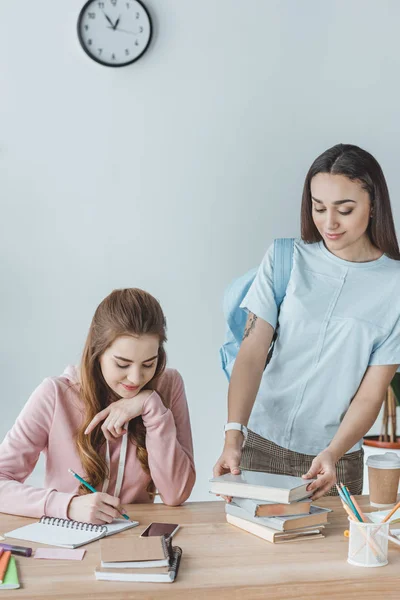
[273,238,295,308]
[220,238,295,380]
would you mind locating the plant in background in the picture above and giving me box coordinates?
[364,372,400,448]
[381,372,400,443]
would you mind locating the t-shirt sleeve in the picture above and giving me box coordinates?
[239,243,278,329]
[369,313,400,366]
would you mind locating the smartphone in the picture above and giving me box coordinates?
[140,522,180,539]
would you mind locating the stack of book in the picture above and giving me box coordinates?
[95,534,182,583]
[209,471,330,543]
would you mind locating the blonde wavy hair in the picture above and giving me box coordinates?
[76,288,167,499]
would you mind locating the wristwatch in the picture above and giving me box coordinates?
[224,422,248,446]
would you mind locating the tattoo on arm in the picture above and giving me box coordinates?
[243,313,258,340]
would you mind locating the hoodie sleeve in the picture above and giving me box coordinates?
[142,370,196,506]
[0,378,76,518]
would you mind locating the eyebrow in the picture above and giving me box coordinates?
[311,196,356,206]
[113,354,158,364]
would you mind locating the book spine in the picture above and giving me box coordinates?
[226,503,284,531]
[168,547,182,581]
[226,514,275,542]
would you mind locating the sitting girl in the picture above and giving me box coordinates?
[0,288,195,524]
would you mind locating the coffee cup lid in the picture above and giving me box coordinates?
[366,452,400,469]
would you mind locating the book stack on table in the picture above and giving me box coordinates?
[209,471,330,543]
[95,533,182,583]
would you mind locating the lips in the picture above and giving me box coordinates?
[325,232,344,240]
[121,383,139,392]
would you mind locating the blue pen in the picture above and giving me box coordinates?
[68,468,131,521]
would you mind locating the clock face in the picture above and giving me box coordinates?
[77,0,152,67]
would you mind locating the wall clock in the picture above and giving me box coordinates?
[77,0,152,67]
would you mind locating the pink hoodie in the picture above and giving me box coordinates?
[0,366,195,519]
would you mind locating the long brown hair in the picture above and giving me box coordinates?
[301,143,400,260]
[76,288,167,498]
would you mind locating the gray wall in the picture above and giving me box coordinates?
[1,0,399,501]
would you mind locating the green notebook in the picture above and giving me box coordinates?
[0,557,20,590]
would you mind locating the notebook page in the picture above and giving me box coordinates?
[5,522,105,548]
[103,519,139,536]
[5,518,139,548]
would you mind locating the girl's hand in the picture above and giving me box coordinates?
[213,432,243,503]
[84,390,154,441]
[67,492,121,525]
[302,448,337,500]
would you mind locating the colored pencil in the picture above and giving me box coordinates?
[340,484,362,522]
[382,498,400,523]
[0,550,11,584]
[68,469,131,521]
[348,493,368,523]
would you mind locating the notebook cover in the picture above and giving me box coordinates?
[209,471,313,502]
[101,534,169,563]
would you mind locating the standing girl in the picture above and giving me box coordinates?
[0,288,195,523]
[214,144,400,499]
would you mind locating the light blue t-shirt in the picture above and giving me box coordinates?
[241,239,400,455]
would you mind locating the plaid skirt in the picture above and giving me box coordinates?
[240,430,364,496]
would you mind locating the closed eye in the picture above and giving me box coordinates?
[314,208,353,216]
[116,361,156,369]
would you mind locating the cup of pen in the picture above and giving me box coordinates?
[347,517,389,567]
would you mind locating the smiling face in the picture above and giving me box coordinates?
[99,334,159,399]
[310,173,376,260]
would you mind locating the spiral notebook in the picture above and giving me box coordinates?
[4,516,139,549]
[94,546,182,583]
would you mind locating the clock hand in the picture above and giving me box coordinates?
[103,12,115,28]
[113,16,121,30]
[106,26,138,35]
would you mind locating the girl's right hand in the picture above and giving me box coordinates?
[67,492,121,525]
[213,434,243,502]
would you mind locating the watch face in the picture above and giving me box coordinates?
[77,0,152,67]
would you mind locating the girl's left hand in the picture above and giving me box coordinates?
[84,390,154,441]
[301,449,337,500]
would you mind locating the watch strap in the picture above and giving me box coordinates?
[224,422,248,440]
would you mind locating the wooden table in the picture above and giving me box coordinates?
[1,496,400,599]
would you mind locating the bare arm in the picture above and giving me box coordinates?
[328,364,399,462]
[305,364,399,499]
[213,312,274,476]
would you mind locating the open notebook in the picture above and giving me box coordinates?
[4,516,138,549]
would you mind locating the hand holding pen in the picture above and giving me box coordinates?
[67,469,131,524]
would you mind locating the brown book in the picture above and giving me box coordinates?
[226,514,325,544]
[231,496,312,517]
[226,502,330,532]
[100,534,172,568]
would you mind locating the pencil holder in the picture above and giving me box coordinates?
[347,518,389,567]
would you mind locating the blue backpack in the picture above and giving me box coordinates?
[219,238,295,380]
